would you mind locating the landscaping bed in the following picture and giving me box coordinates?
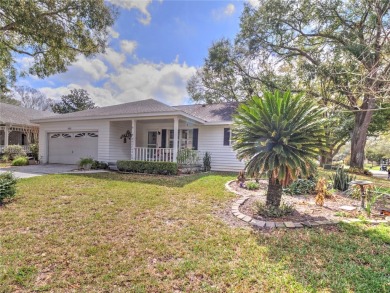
[229,180,389,222]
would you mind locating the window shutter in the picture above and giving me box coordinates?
[192,128,198,150]
[161,129,166,148]
[223,128,230,146]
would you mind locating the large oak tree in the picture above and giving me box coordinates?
[188,0,390,169]
[0,0,115,89]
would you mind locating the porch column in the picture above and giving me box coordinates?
[4,125,9,147]
[173,117,179,162]
[131,119,137,160]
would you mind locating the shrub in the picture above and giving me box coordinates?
[255,201,294,218]
[117,160,178,175]
[3,145,27,161]
[0,172,17,204]
[29,143,39,160]
[246,181,259,190]
[91,160,108,170]
[203,152,211,172]
[283,178,317,195]
[330,167,355,191]
[11,156,29,166]
[177,148,199,166]
[79,157,94,168]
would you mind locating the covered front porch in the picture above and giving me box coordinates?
[110,116,200,163]
[0,124,38,154]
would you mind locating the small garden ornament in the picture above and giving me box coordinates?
[237,170,246,188]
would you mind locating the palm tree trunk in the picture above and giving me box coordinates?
[266,177,283,208]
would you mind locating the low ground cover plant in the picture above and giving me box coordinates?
[283,178,317,195]
[246,181,260,190]
[11,156,29,166]
[255,201,294,217]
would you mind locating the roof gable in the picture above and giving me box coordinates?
[0,103,56,126]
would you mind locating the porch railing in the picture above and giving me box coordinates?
[0,145,31,154]
[134,147,174,162]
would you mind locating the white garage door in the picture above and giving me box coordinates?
[48,132,98,164]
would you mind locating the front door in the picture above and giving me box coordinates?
[147,131,157,148]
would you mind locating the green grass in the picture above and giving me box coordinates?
[0,172,389,292]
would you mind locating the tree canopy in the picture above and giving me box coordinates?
[0,0,115,89]
[13,86,52,111]
[188,0,390,169]
[51,89,96,113]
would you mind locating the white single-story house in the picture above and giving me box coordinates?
[32,99,245,171]
[0,102,54,154]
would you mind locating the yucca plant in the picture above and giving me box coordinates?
[233,90,327,208]
[330,167,355,191]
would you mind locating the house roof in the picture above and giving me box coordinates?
[174,102,238,123]
[31,98,238,124]
[0,102,55,126]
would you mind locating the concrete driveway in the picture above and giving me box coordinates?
[0,164,78,179]
[370,170,389,180]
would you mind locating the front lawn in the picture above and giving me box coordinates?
[0,173,389,292]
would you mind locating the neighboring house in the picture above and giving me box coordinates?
[0,102,54,154]
[32,99,245,171]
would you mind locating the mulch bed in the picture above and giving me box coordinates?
[229,180,387,222]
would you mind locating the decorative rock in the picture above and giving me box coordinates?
[293,222,304,228]
[284,222,295,228]
[242,216,253,223]
[308,221,320,226]
[340,205,356,211]
[301,222,313,228]
[275,222,285,228]
[265,221,276,228]
[237,214,246,220]
[250,219,265,228]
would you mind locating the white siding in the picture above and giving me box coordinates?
[38,119,110,163]
[109,121,132,162]
[198,125,244,172]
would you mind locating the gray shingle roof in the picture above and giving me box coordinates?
[0,102,56,126]
[30,98,238,124]
[39,99,179,120]
[174,102,238,123]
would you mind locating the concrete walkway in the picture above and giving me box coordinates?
[0,164,78,179]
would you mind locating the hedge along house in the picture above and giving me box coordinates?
[32,99,245,171]
[0,102,54,154]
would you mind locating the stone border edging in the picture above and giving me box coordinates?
[225,180,388,229]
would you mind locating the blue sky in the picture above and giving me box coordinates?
[20,0,255,106]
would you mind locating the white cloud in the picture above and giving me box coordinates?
[106,61,196,105]
[39,59,196,107]
[246,0,260,8]
[39,84,114,106]
[107,27,120,38]
[101,48,126,69]
[224,3,235,16]
[106,0,157,25]
[212,3,236,20]
[120,40,137,54]
[55,55,108,84]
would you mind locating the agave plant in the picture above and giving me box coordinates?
[233,90,327,208]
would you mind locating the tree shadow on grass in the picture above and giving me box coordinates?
[254,222,390,292]
[66,171,236,188]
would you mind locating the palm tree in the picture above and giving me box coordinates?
[233,91,327,208]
